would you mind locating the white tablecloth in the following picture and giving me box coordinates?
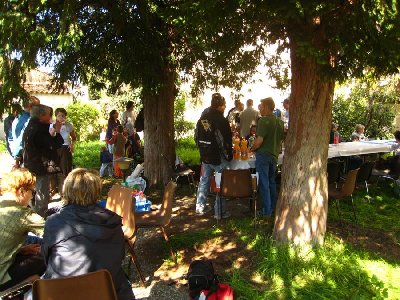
[228,140,396,167]
[328,140,396,158]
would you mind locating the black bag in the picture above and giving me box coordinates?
[188,259,219,299]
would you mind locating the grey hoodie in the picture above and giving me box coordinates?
[42,204,134,300]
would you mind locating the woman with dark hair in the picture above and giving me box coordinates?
[106,110,120,153]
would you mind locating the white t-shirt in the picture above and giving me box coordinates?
[121,110,137,135]
[53,122,74,145]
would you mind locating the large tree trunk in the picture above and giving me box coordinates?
[143,67,176,186]
[272,40,335,245]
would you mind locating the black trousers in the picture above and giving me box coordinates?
[0,253,46,291]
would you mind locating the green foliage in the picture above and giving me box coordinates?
[0,140,7,153]
[66,102,100,141]
[176,136,199,165]
[174,91,195,140]
[333,78,398,140]
[73,140,104,169]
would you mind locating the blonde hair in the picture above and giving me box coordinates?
[1,168,36,195]
[63,168,102,206]
[355,124,365,133]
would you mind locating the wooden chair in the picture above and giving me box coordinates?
[219,169,257,222]
[328,168,360,222]
[135,181,177,261]
[106,185,146,286]
[32,270,117,300]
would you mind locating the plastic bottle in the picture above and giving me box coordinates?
[248,135,255,149]
[241,138,248,160]
[333,131,339,144]
[233,137,241,160]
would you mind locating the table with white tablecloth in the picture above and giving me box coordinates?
[226,140,396,168]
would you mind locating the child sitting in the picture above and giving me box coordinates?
[99,146,113,177]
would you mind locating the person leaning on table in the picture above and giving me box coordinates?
[0,168,45,292]
[250,97,284,217]
[41,168,135,300]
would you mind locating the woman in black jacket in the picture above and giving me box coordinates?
[41,168,134,300]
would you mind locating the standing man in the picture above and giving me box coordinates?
[121,100,137,136]
[250,97,284,217]
[239,99,260,138]
[3,104,22,156]
[195,93,233,219]
[23,104,64,217]
[12,96,40,167]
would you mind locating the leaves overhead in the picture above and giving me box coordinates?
[1,0,400,115]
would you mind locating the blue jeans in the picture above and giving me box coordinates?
[255,152,277,216]
[196,159,229,217]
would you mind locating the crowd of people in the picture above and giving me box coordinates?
[0,97,142,299]
[195,94,288,219]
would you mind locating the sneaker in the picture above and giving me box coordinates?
[214,211,231,220]
[196,205,212,215]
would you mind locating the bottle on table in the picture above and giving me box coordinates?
[233,137,241,160]
[333,131,339,144]
[241,138,248,160]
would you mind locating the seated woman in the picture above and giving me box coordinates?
[41,168,134,300]
[0,169,45,291]
[350,124,366,141]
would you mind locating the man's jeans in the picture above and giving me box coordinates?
[255,152,277,216]
[196,159,229,217]
[34,174,50,217]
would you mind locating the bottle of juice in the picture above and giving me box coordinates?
[241,138,248,160]
[233,137,241,160]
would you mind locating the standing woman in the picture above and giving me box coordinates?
[106,110,120,154]
[52,108,76,194]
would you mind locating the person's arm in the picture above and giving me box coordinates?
[250,136,264,152]
[24,211,45,237]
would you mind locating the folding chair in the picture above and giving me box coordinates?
[218,169,257,224]
[106,185,146,286]
[135,181,177,261]
[32,270,117,300]
[328,168,359,222]
[356,161,374,195]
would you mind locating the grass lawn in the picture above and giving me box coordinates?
[73,140,104,169]
[73,139,400,299]
[170,182,400,299]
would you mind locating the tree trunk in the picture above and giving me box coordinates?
[143,67,176,186]
[272,40,335,245]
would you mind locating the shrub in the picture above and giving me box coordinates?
[66,102,100,141]
[333,78,398,140]
[174,91,195,140]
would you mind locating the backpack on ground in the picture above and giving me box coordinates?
[187,259,219,299]
[199,283,234,300]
